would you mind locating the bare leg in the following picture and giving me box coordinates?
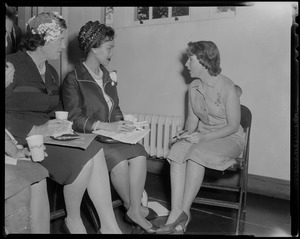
[126,156,152,229]
[87,149,122,234]
[110,160,130,209]
[30,179,50,233]
[182,160,205,222]
[165,160,187,224]
[63,159,94,233]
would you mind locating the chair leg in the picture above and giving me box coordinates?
[235,165,246,235]
[83,192,100,232]
[242,173,248,213]
[49,179,66,221]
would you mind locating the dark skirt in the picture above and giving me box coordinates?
[96,142,148,171]
[41,140,102,185]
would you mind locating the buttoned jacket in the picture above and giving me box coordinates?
[62,60,123,133]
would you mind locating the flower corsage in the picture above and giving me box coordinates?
[109,70,118,86]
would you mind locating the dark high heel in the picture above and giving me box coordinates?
[156,211,188,234]
[124,213,157,234]
[145,207,158,221]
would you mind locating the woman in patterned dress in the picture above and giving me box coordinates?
[157,41,246,234]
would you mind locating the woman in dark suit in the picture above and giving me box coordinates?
[62,21,157,233]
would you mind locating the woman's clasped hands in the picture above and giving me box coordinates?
[108,121,136,133]
[174,130,206,144]
[34,119,72,136]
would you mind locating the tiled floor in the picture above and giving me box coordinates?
[50,172,292,236]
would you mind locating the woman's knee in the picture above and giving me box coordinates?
[83,157,94,170]
[94,148,105,160]
[128,155,146,165]
[111,160,129,177]
[31,179,48,197]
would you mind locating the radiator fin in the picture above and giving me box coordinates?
[126,113,183,158]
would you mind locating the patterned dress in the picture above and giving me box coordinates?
[167,76,245,171]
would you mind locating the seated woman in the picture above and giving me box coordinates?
[5,12,121,234]
[5,12,49,233]
[156,41,246,234]
[5,130,49,234]
[61,21,156,233]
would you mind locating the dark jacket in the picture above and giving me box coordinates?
[62,60,123,133]
[5,51,62,145]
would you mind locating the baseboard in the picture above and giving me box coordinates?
[247,174,290,200]
[147,157,290,201]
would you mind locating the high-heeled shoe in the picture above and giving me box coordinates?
[156,211,188,234]
[145,207,158,221]
[124,212,157,234]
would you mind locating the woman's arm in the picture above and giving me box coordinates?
[185,85,199,133]
[62,73,96,133]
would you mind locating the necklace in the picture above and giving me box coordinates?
[26,51,46,75]
[37,63,46,75]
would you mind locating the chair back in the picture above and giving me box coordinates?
[240,105,252,130]
[239,105,252,167]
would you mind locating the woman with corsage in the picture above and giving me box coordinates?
[61,21,156,233]
[5,12,121,234]
[156,41,245,234]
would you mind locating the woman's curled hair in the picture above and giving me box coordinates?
[20,12,67,51]
[186,41,222,76]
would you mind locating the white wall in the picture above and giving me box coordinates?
[16,5,292,181]
[106,4,292,181]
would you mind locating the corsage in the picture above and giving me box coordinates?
[109,70,118,86]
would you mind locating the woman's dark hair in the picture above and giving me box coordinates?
[186,41,222,76]
[78,21,115,53]
[20,12,67,51]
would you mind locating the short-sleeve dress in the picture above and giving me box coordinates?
[5,51,102,185]
[167,76,246,171]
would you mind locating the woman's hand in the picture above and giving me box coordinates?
[106,121,135,133]
[184,132,206,144]
[34,119,72,136]
[13,145,48,160]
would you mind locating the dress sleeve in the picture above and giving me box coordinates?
[110,86,124,122]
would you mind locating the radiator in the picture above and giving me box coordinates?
[126,113,183,158]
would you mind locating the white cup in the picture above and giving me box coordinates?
[26,135,45,162]
[124,114,137,123]
[55,111,69,120]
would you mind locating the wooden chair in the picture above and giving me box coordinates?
[192,104,252,235]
